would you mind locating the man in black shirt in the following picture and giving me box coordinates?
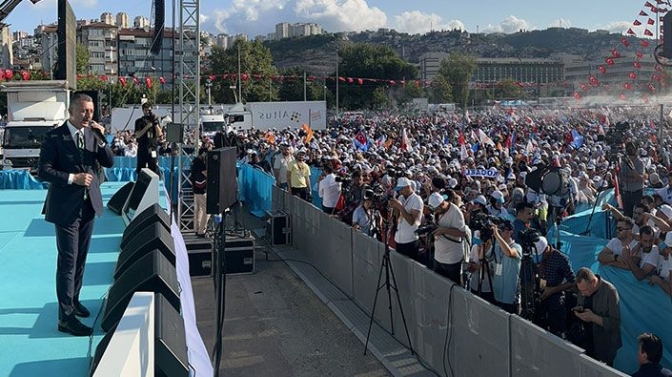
[134,102,163,176]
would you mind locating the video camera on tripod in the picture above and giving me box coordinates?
[519,228,543,320]
[471,212,504,241]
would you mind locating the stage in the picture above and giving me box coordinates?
[0,182,211,376]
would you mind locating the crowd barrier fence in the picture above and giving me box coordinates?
[271,185,627,377]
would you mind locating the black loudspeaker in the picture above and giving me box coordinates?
[102,250,180,332]
[77,90,102,122]
[155,293,189,377]
[120,203,170,249]
[150,0,165,55]
[115,222,175,279]
[107,182,134,215]
[89,323,118,376]
[206,147,238,214]
[165,122,183,143]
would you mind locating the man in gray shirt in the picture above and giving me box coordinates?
[618,141,646,217]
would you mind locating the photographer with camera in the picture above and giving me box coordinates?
[134,102,163,176]
[389,177,424,263]
[513,201,536,245]
[491,220,523,314]
[426,191,469,285]
[533,236,576,338]
[619,141,647,217]
[352,189,381,239]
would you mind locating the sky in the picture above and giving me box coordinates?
[3,0,664,39]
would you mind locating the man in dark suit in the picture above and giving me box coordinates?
[38,93,114,336]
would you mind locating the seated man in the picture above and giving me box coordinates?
[621,226,660,280]
[597,217,638,270]
[648,233,672,297]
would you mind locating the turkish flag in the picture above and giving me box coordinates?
[573,92,582,100]
[606,58,615,66]
[100,75,108,82]
[145,77,152,88]
[641,40,650,47]
[645,1,653,7]
[640,10,649,16]
[357,78,364,85]
[629,72,637,80]
[619,93,627,101]
[118,77,127,86]
[132,77,139,85]
[648,18,656,25]
[633,19,642,26]
[648,83,656,92]
[21,70,29,80]
[598,65,607,74]
[347,77,353,83]
[589,76,599,86]
[644,29,654,36]
[624,82,633,90]
[4,69,12,79]
[159,76,166,84]
[621,37,630,47]
[580,83,588,91]
[634,61,642,69]
[241,73,249,81]
[636,51,644,59]
[612,49,621,58]
[627,28,636,35]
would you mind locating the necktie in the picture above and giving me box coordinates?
[76,131,88,200]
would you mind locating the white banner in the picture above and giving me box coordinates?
[465,169,499,178]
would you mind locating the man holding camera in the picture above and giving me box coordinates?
[352,190,381,238]
[491,220,522,314]
[428,192,468,285]
[134,102,163,176]
[389,177,424,263]
[534,236,576,337]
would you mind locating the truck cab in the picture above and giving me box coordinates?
[223,103,253,131]
[200,108,226,139]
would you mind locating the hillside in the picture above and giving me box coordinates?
[264,27,648,74]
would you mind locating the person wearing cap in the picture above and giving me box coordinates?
[286,149,312,202]
[273,143,294,190]
[491,220,522,314]
[427,191,469,285]
[352,189,380,238]
[190,146,210,237]
[487,190,509,219]
[389,177,424,263]
[134,102,163,176]
[533,236,575,337]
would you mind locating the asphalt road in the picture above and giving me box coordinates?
[191,211,390,377]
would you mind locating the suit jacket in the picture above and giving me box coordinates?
[38,122,115,226]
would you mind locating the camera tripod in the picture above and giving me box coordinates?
[364,220,414,356]
[519,247,539,321]
[472,238,495,299]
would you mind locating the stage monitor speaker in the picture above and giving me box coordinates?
[123,168,160,226]
[206,147,238,215]
[107,182,135,216]
[101,250,180,333]
[115,222,175,279]
[150,0,165,56]
[120,203,170,249]
[155,293,189,377]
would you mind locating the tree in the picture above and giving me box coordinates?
[205,39,277,104]
[436,53,476,110]
[337,43,417,110]
[76,42,90,74]
[428,75,452,104]
[495,78,525,99]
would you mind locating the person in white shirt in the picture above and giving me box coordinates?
[318,164,341,214]
[428,191,468,285]
[621,226,660,280]
[648,233,672,296]
[273,143,294,190]
[389,177,424,263]
[597,217,639,269]
[655,170,672,205]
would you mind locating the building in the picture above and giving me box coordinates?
[12,31,28,41]
[473,58,564,85]
[40,25,58,77]
[100,12,114,25]
[418,52,449,82]
[77,22,119,75]
[116,12,129,29]
[117,27,184,87]
[214,33,228,49]
[133,16,149,29]
[275,23,290,39]
[0,26,13,69]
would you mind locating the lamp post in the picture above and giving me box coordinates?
[205,78,212,106]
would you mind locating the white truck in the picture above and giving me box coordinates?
[1,80,71,171]
[224,100,327,131]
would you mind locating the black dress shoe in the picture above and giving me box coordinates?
[74,302,90,318]
[58,319,93,336]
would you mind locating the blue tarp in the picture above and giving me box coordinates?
[0,170,47,189]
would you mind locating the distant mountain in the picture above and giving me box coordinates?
[264,27,649,73]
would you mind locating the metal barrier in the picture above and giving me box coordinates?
[274,188,627,377]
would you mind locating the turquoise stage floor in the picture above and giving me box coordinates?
[0,182,127,377]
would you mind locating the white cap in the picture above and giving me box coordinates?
[395,177,412,191]
[472,195,487,206]
[491,190,505,203]
[534,236,548,254]
[428,192,445,210]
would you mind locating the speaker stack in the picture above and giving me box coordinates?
[107,182,135,215]
[93,203,188,377]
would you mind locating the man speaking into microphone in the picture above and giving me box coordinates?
[38,92,114,336]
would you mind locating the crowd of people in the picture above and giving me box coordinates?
[121,102,672,372]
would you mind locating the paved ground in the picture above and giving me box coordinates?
[191,208,390,377]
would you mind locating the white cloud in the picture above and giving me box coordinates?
[392,11,464,34]
[482,15,535,34]
[70,0,99,8]
[212,0,387,35]
[200,13,209,24]
[549,18,571,28]
[601,21,633,34]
